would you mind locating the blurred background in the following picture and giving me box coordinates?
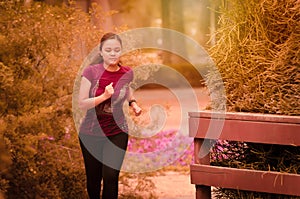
[28,0,222,88]
[36,0,218,46]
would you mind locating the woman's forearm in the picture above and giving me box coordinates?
[78,77,113,111]
[79,94,109,111]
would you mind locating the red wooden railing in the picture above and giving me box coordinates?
[189,111,300,199]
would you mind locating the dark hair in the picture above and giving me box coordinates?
[99,32,122,51]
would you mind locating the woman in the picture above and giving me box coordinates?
[78,32,142,199]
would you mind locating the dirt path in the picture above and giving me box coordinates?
[151,171,195,199]
[133,88,210,199]
[134,87,210,131]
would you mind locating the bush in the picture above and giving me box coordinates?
[0,1,103,198]
[209,0,300,115]
[0,1,164,198]
[208,0,300,198]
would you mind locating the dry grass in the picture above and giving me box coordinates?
[208,0,300,198]
[209,0,300,115]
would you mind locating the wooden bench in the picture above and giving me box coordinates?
[189,111,300,198]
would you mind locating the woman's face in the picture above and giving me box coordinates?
[100,39,122,66]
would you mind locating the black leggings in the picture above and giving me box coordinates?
[79,133,128,199]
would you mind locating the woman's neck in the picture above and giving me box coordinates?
[103,63,120,72]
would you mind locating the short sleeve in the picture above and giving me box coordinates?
[130,68,134,80]
[81,66,93,82]
[123,66,134,82]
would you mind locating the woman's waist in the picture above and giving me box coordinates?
[84,109,125,121]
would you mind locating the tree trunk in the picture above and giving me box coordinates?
[74,0,90,12]
[197,0,210,45]
[169,0,187,62]
[91,0,115,32]
[24,0,32,7]
[161,0,187,64]
[209,0,216,46]
[161,0,171,63]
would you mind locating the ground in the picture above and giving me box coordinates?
[133,87,210,199]
[151,171,195,199]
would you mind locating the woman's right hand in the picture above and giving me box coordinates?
[79,78,115,111]
[104,82,114,99]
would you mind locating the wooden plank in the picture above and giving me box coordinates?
[188,111,300,124]
[190,164,300,196]
[194,139,211,199]
[189,117,300,146]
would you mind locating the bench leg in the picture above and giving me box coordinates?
[194,138,211,199]
[196,185,211,199]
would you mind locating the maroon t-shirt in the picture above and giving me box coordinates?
[79,63,133,136]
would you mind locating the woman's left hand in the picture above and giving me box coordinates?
[132,104,142,116]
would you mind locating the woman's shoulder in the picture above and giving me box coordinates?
[82,63,104,80]
[85,63,103,71]
[83,63,104,74]
[121,65,131,70]
[120,65,132,73]
[120,65,133,80]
